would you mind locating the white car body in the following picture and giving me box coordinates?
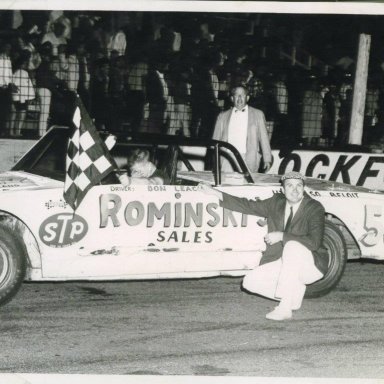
[1,126,383,304]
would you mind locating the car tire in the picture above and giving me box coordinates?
[305,220,347,298]
[0,225,27,306]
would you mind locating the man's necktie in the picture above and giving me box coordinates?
[285,206,293,231]
[235,108,246,113]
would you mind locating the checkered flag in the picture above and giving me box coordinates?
[63,97,117,210]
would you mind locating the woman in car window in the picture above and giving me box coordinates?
[118,149,169,186]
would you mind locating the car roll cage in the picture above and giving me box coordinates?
[12,126,255,187]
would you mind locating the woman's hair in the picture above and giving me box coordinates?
[127,149,150,168]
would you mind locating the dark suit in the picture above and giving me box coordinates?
[220,191,328,275]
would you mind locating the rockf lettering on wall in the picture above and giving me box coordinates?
[277,153,301,175]
[357,157,384,186]
[329,155,361,184]
[306,154,329,179]
[270,150,384,190]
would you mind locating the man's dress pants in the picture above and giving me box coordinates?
[242,241,324,310]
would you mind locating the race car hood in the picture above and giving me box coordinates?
[0,171,63,192]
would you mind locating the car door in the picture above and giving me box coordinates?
[171,144,267,276]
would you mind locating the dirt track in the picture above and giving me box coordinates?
[1,260,384,378]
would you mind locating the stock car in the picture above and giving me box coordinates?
[1,125,384,306]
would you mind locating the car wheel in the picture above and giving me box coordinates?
[305,220,347,298]
[0,225,27,306]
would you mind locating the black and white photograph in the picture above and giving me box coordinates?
[0,1,384,383]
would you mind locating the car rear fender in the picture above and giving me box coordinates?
[0,212,42,278]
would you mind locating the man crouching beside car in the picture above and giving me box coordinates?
[199,171,328,321]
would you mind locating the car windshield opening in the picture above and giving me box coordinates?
[12,127,70,181]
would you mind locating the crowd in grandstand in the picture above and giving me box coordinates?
[0,10,383,148]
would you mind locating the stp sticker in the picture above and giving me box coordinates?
[39,213,88,248]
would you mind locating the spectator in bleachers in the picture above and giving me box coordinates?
[301,75,323,143]
[335,52,354,72]
[363,77,380,145]
[109,55,128,131]
[214,50,230,110]
[90,19,113,59]
[156,26,176,56]
[35,43,65,137]
[91,57,111,131]
[248,65,268,113]
[2,10,383,146]
[75,41,91,110]
[18,29,42,74]
[46,11,71,40]
[285,67,305,145]
[336,87,353,146]
[228,48,253,89]
[262,72,279,136]
[167,57,192,136]
[55,43,69,82]
[10,53,35,136]
[126,50,148,133]
[179,24,201,62]
[145,54,169,134]
[190,50,220,138]
[66,42,80,92]
[199,21,215,43]
[41,21,67,56]
[109,49,119,63]
[107,26,127,57]
[273,71,289,116]
[321,78,340,143]
[339,70,353,102]
[272,70,289,145]
[0,41,17,137]
[39,40,53,58]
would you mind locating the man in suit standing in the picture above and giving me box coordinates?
[199,171,328,321]
[213,85,272,173]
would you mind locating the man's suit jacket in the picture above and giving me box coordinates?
[220,191,329,274]
[213,106,272,172]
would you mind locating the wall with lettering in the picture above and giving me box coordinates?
[269,150,384,190]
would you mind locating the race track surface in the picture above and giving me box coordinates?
[1,260,384,379]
